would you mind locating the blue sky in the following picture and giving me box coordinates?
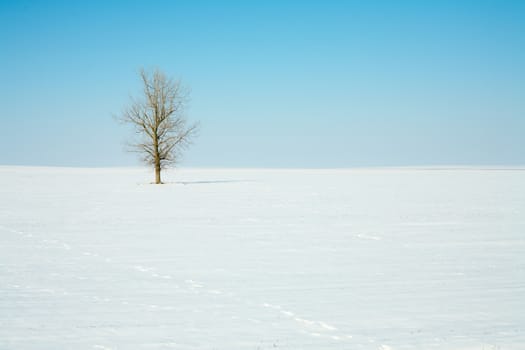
[1,0,524,167]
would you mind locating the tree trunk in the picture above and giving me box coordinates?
[153,134,161,184]
[155,162,161,184]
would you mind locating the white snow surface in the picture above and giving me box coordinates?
[1,166,524,350]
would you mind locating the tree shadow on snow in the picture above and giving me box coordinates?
[176,180,250,185]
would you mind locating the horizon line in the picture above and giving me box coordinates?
[1,164,525,171]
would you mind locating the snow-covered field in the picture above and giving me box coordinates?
[1,166,524,350]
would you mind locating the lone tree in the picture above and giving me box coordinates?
[120,68,198,184]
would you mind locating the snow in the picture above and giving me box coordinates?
[1,166,524,350]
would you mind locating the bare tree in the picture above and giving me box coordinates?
[120,68,198,184]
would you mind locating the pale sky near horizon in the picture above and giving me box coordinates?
[1,1,524,168]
